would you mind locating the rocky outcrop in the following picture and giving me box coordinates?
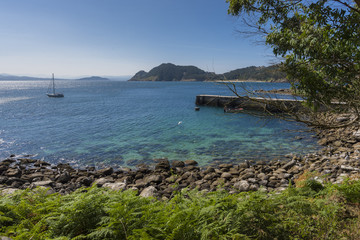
[2,124,360,199]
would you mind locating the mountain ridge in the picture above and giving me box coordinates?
[129,63,287,82]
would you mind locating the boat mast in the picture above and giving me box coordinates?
[52,73,55,94]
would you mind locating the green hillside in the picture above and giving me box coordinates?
[129,63,286,82]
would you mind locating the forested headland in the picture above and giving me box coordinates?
[129,63,286,82]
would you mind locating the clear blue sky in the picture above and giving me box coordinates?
[0,0,274,78]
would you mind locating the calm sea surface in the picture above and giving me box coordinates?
[0,80,321,168]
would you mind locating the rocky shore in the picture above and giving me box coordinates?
[1,123,360,199]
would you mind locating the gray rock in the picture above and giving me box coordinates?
[140,186,157,198]
[165,175,178,183]
[257,173,268,180]
[34,160,51,167]
[0,176,8,184]
[1,159,16,165]
[184,160,198,166]
[238,161,250,169]
[96,167,114,176]
[221,172,232,179]
[1,236,13,240]
[171,160,185,168]
[336,116,349,123]
[249,184,259,191]
[204,173,216,181]
[5,168,21,178]
[155,159,170,170]
[134,179,146,188]
[57,172,71,183]
[353,130,360,140]
[241,172,255,179]
[317,138,328,146]
[333,141,343,147]
[94,177,112,187]
[234,180,250,192]
[218,163,233,169]
[103,182,126,191]
[340,165,358,171]
[0,188,18,196]
[144,175,162,184]
[22,172,44,181]
[30,180,53,188]
[203,167,215,174]
[283,159,296,170]
[259,180,268,186]
[184,166,199,172]
[247,178,258,184]
[76,176,93,186]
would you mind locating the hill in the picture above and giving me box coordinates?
[129,63,286,82]
[222,65,286,82]
[129,63,217,81]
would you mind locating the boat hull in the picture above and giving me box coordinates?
[47,93,64,98]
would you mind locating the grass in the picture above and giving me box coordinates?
[1,175,360,239]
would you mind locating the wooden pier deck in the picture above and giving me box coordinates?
[195,95,305,113]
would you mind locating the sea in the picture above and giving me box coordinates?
[0,80,321,168]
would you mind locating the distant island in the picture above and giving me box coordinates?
[129,63,287,82]
[77,76,109,81]
[0,74,45,81]
[0,74,110,81]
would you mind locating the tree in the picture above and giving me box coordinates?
[226,0,360,127]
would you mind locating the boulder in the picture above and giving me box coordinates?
[140,186,158,198]
[57,172,71,183]
[234,180,250,192]
[22,172,44,182]
[204,173,216,181]
[155,159,170,171]
[171,160,185,168]
[184,160,198,166]
[218,163,233,169]
[0,188,18,196]
[94,177,112,187]
[353,130,360,140]
[103,182,126,191]
[1,159,15,165]
[144,175,162,184]
[19,158,37,164]
[317,138,328,146]
[5,168,21,178]
[30,180,53,188]
[0,176,8,184]
[76,176,93,186]
[96,167,113,176]
[0,236,13,240]
[282,159,297,170]
[353,142,360,149]
[34,160,51,167]
[221,172,232,179]
[241,172,255,179]
[238,161,250,169]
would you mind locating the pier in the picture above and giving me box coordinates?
[195,95,305,113]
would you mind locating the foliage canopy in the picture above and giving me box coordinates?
[1,178,360,239]
[227,0,360,116]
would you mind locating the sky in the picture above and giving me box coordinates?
[0,0,275,78]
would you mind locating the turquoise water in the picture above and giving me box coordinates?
[0,80,321,168]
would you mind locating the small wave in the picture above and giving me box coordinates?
[0,97,32,104]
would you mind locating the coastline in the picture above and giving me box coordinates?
[1,121,360,198]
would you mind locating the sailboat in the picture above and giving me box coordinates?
[47,73,64,98]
